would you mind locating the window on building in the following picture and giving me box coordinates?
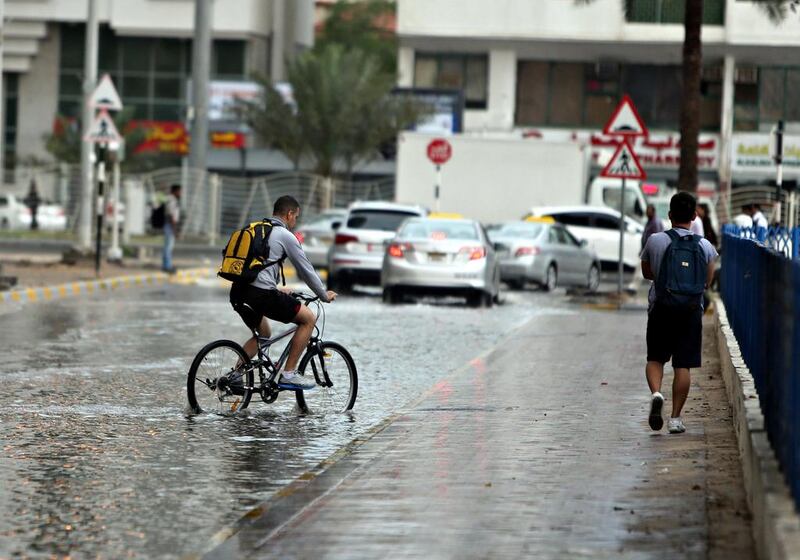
[58,24,248,123]
[549,63,583,126]
[625,0,725,25]
[4,73,19,171]
[584,63,620,127]
[413,53,488,110]
[515,61,548,124]
[734,66,759,131]
[516,60,721,131]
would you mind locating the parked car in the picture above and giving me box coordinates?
[489,219,600,292]
[381,217,500,307]
[328,201,427,291]
[524,206,644,270]
[0,194,67,231]
[295,209,348,268]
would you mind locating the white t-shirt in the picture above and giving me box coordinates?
[732,214,753,228]
[690,217,704,237]
[752,211,768,229]
[166,194,181,225]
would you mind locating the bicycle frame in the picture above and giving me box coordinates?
[245,297,327,394]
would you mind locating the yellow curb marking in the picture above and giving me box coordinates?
[110,278,119,289]
[58,285,68,298]
[26,289,37,302]
[11,292,21,302]
[72,284,81,295]
[85,282,94,294]
[42,287,53,300]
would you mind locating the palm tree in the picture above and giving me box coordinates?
[239,44,427,179]
[578,0,797,193]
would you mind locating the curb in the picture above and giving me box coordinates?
[713,296,800,560]
[0,267,214,306]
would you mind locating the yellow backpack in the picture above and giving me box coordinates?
[218,220,285,284]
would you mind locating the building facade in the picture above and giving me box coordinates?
[397,0,800,198]
[2,0,314,177]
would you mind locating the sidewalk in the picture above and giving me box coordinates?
[203,308,754,559]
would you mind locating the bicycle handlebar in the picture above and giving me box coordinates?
[291,292,321,304]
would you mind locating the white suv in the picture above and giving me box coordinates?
[327,201,427,291]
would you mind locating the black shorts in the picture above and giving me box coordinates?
[229,284,301,328]
[646,304,703,369]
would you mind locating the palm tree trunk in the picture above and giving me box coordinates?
[677,0,703,193]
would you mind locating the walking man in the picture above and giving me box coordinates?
[162,184,181,273]
[640,192,718,434]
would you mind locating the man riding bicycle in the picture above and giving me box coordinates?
[230,195,337,390]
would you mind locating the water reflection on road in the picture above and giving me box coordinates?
[0,283,567,558]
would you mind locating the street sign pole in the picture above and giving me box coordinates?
[94,148,106,276]
[108,156,122,262]
[618,177,626,296]
[435,164,441,212]
[773,120,784,225]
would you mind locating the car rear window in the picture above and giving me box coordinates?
[346,210,418,231]
[399,220,479,240]
[495,223,543,239]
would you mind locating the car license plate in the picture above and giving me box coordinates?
[429,252,446,262]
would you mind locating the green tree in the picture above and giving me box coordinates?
[316,0,397,75]
[239,45,426,179]
[578,0,797,193]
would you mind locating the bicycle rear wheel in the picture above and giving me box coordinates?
[295,341,357,414]
[187,340,253,414]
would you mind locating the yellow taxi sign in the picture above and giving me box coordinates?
[524,215,555,224]
[428,212,464,219]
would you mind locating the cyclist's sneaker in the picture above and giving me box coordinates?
[278,371,315,390]
[648,392,664,431]
[668,417,686,434]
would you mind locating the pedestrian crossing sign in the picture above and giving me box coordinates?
[600,140,646,180]
[603,94,648,138]
[84,109,122,145]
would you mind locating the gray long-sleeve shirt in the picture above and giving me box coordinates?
[251,218,329,302]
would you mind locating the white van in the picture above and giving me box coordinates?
[587,178,648,224]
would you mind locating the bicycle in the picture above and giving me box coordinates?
[186,292,357,415]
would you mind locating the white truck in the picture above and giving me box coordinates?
[395,132,647,224]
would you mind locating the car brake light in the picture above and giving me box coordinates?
[335,233,358,245]
[387,243,407,258]
[295,231,305,244]
[459,246,486,260]
[515,246,541,257]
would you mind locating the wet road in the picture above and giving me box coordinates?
[0,281,570,559]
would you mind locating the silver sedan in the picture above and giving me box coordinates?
[490,221,600,292]
[381,218,500,307]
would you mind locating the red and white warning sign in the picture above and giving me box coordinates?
[600,140,647,180]
[84,109,122,145]
[603,94,648,138]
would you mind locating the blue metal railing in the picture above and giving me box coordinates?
[722,224,800,260]
[721,226,800,511]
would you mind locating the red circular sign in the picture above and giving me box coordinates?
[427,138,452,165]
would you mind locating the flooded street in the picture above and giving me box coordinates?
[0,282,567,559]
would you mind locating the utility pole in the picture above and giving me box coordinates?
[78,0,99,250]
[773,120,784,226]
[189,0,212,172]
[0,0,6,178]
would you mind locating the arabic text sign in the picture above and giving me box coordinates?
[732,133,800,174]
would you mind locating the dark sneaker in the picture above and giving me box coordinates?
[648,392,665,431]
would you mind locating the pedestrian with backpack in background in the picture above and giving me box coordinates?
[162,184,181,273]
[640,192,718,434]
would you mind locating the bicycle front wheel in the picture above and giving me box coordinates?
[296,341,357,414]
[187,340,253,414]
